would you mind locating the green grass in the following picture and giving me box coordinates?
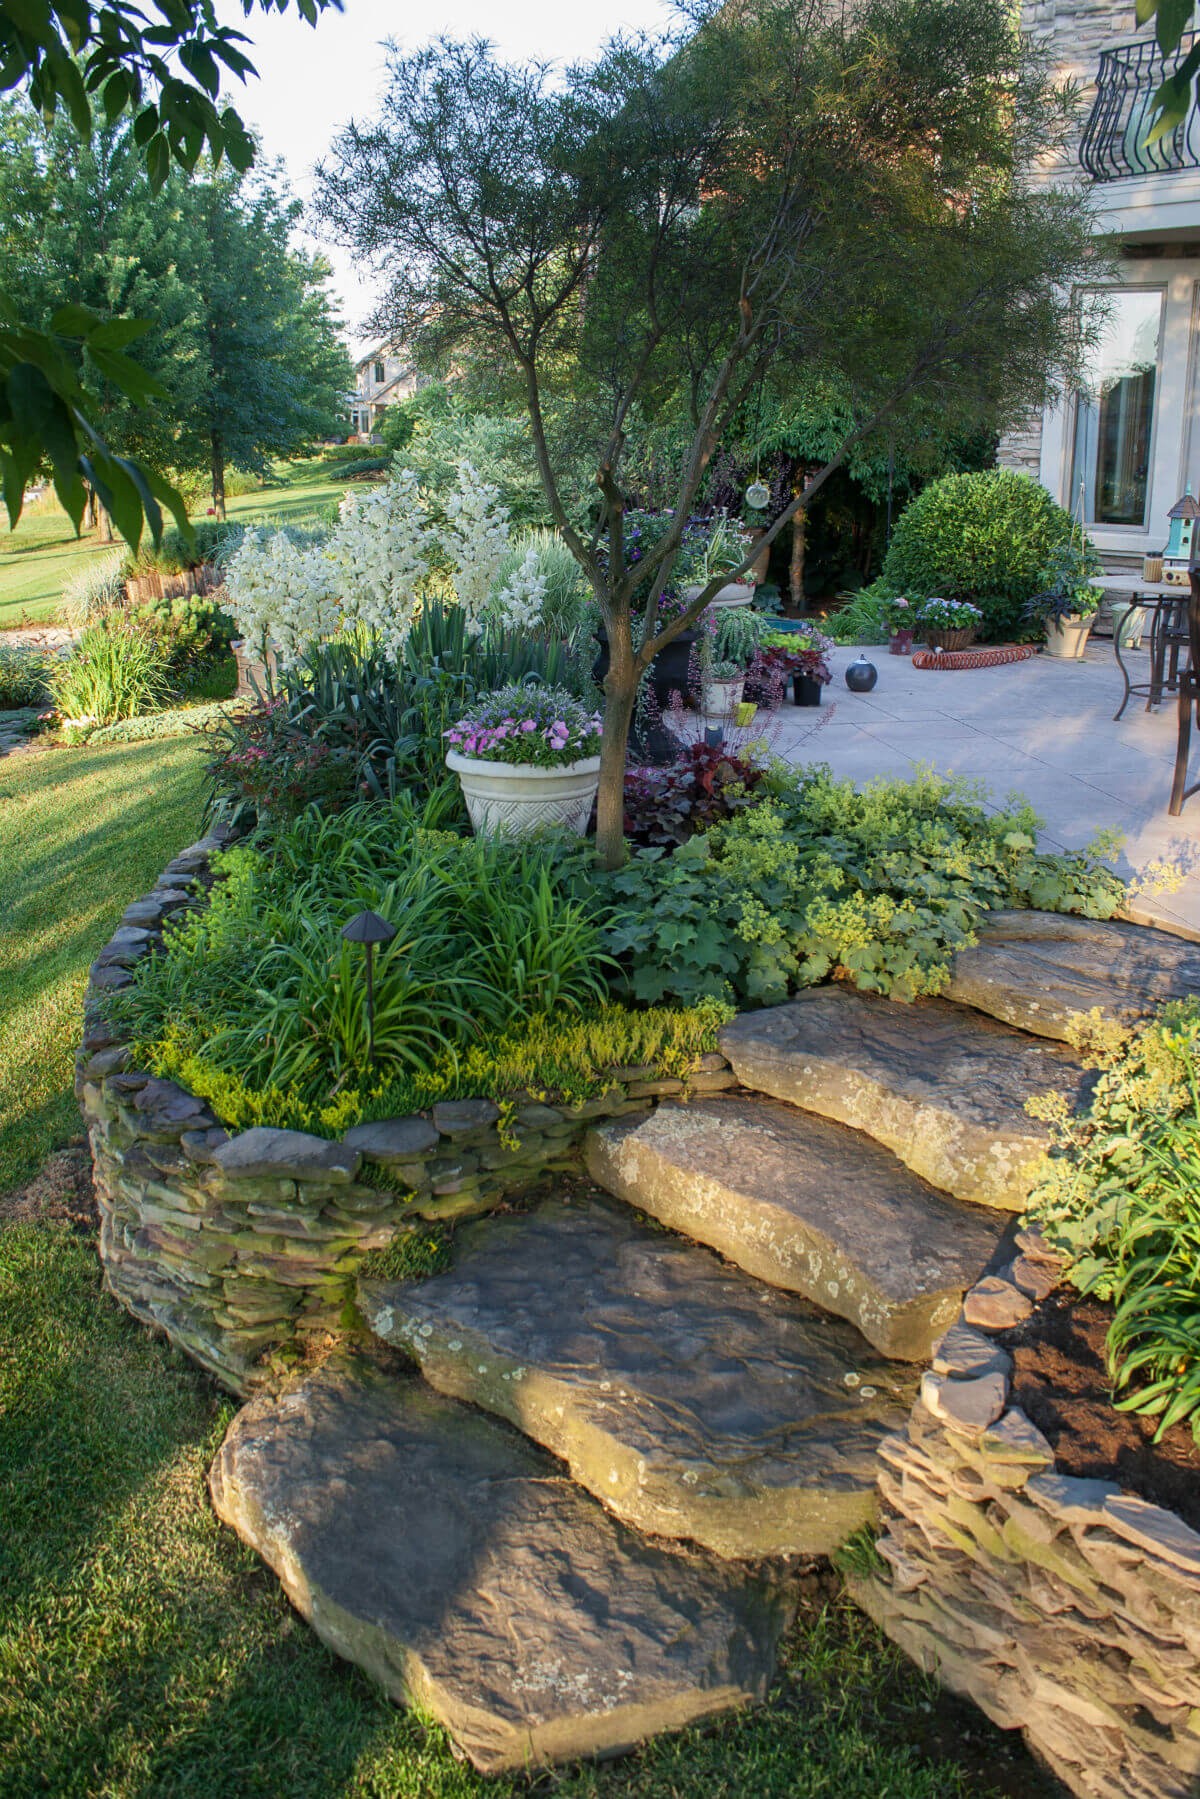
[0,1226,1043,1799]
[0,459,354,625]
[0,736,207,1192]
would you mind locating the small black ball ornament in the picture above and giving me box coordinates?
[845,655,878,693]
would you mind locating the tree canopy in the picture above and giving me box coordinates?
[1,99,350,521]
[0,0,339,545]
[318,0,1097,864]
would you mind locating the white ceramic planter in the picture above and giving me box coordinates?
[704,677,745,715]
[1043,615,1095,660]
[683,582,755,609]
[446,749,602,838]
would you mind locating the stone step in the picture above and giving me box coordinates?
[361,1194,917,1560]
[718,988,1091,1212]
[210,1358,792,1774]
[944,909,1200,1042]
[586,1098,1006,1358]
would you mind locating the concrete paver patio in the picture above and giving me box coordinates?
[772,638,1200,939]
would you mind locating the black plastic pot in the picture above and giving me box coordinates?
[792,673,823,707]
[593,625,702,764]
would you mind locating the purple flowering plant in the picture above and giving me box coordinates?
[445,683,603,768]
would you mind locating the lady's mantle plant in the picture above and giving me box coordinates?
[916,597,984,632]
[445,684,603,766]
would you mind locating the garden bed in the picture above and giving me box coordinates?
[1001,1292,1200,1534]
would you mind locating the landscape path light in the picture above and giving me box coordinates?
[341,910,397,1065]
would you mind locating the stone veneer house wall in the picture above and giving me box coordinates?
[999,2,1200,574]
[348,343,420,438]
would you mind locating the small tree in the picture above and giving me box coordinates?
[319,0,1096,868]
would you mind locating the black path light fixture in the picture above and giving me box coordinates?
[341,910,397,1064]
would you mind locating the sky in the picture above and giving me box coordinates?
[230,0,676,358]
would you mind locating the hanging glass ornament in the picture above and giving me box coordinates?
[745,479,769,510]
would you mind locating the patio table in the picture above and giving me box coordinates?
[1088,577,1190,720]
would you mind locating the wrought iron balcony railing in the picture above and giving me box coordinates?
[1080,33,1200,182]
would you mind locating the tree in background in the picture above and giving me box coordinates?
[319,0,1097,867]
[4,100,349,521]
[0,0,340,546]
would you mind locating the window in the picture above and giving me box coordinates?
[1070,288,1164,527]
[373,360,385,384]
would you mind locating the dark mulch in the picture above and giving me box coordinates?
[998,1290,1200,1533]
[0,1139,97,1234]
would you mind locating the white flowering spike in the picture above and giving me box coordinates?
[493,546,548,632]
[224,527,340,666]
[443,459,511,631]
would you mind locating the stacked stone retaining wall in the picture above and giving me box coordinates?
[79,834,736,1394]
[851,1249,1200,1799]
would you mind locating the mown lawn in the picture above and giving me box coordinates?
[0,736,207,1192]
[0,458,354,626]
[0,741,1054,1799]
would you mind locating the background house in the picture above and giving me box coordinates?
[348,344,420,438]
[1000,2,1200,573]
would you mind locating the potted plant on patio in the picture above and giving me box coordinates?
[445,683,603,838]
[745,627,833,705]
[1024,538,1102,660]
[703,657,746,714]
[916,597,984,652]
[681,513,758,608]
[884,595,915,655]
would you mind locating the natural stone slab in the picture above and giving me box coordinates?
[1027,1473,1121,1526]
[920,1370,1008,1434]
[213,1127,359,1183]
[361,1195,915,1558]
[1009,1254,1059,1301]
[431,1099,499,1137]
[980,1409,1054,1468]
[932,1322,1013,1381]
[963,1276,1033,1331]
[1103,1496,1200,1577]
[946,910,1200,1042]
[209,1359,792,1772]
[586,1096,1004,1359]
[343,1117,439,1162]
[719,990,1089,1212]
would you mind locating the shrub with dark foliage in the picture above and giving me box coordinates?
[624,742,765,848]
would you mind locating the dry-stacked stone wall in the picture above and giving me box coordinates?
[79,834,736,1394]
[850,1238,1200,1799]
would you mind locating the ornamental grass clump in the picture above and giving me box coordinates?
[445,684,602,766]
[49,618,171,727]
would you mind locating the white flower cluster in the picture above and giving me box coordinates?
[223,461,515,665]
[224,528,340,664]
[442,459,511,632]
[492,547,548,632]
[330,464,431,660]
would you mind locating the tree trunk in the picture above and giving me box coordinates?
[594,615,639,871]
[788,506,807,615]
[97,504,113,544]
[210,431,226,520]
[85,487,98,532]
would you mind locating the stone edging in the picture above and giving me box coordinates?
[78,834,736,1394]
[849,1238,1200,1799]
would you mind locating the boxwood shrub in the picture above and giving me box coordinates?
[883,469,1080,642]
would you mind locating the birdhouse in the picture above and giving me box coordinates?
[1163,486,1200,584]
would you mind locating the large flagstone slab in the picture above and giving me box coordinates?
[361,1194,916,1558]
[945,909,1200,1041]
[719,989,1090,1211]
[209,1358,791,1774]
[586,1098,1005,1358]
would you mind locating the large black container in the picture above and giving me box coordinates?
[792,673,823,707]
[594,625,702,763]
